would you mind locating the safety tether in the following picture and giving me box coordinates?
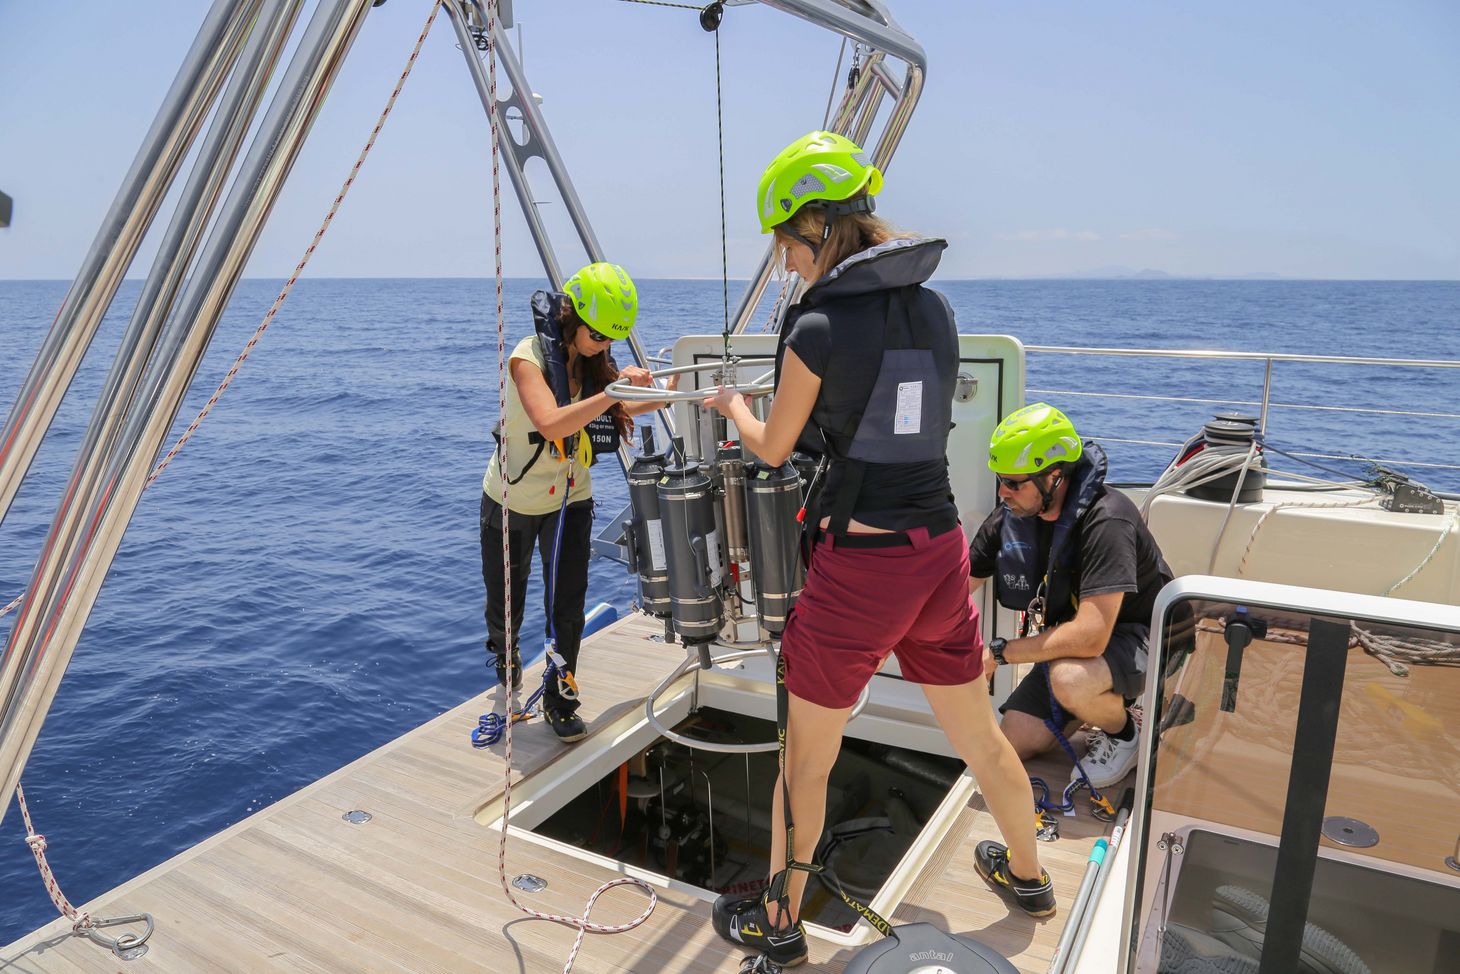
[474,4,655,971]
[6,3,444,948]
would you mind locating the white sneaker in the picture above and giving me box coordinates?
[1073,726,1140,788]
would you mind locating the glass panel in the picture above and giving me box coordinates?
[1134,595,1460,974]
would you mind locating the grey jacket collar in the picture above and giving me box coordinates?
[802,236,947,305]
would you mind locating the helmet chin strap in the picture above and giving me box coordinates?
[781,196,878,260]
[1035,469,1062,515]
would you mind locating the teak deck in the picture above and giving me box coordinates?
[2,615,1117,973]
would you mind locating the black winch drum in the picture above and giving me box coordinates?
[1187,410,1268,503]
[626,435,671,617]
[744,459,804,636]
[656,459,724,644]
[843,923,1018,974]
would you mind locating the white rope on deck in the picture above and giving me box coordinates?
[476,3,656,971]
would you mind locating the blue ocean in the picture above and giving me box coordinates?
[1,277,1457,942]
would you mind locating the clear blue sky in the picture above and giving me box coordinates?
[1,0,1457,280]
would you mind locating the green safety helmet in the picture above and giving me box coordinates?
[562,262,638,340]
[988,402,1084,475]
[756,130,884,235]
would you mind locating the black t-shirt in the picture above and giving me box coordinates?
[782,291,958,532]
[968,487,1172,626]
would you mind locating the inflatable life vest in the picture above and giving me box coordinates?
[796,284,957,536]
[500,291,621,484]
[994,441,1108,626]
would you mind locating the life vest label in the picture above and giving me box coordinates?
[894,380,923,435]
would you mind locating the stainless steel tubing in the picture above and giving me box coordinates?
[0,0,374,826]
[643,647,871,754]
[0,0,262,532]
[759,0,926,71]
[730,2,925,340]
[30,0,303,691]
[1058,800,1135,973]
[1049,838,1108,974]
[447,1,672,455]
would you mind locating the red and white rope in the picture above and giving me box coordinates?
[149,1,444,484]
[16,784,94,933]
[0,3,443,623]
[478,3,655,970]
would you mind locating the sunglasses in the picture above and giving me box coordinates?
[996,473,1038,491]
[584,326,614,344]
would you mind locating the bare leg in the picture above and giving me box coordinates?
[765,691,853,925]
[1048,657,1128,731]
[922,679,1044,882]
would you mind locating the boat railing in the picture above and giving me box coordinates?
[1024,344,1460,480]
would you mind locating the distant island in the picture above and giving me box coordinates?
[984,266,1288,281]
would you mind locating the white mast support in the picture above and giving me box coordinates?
[444,0,677,457]
[728,0,926,337]
[0,0,376,828]
[0,0,264,533]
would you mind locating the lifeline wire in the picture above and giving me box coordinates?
[0,3,444,623]
[477,5,655,970]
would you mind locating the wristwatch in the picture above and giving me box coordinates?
[988,637,1008,665]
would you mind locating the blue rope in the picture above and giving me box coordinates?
[1029,661,1113,816]
[472,471,575,749]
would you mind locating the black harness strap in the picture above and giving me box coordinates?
[766,649,895,937]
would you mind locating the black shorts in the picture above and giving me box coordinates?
[1001,622,1149,723]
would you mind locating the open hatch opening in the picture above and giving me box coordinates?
[478,688,976,942]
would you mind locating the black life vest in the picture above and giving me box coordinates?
[783,284,957,537]
[500,291,621,484]
[994,441,1108,626]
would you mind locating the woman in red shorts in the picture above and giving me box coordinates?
[705,131,1053,968]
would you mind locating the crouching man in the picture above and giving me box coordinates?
[970,403,1174,788]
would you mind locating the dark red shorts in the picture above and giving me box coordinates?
[780,524,984,709]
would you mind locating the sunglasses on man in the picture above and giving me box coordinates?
[996,473,1039,491]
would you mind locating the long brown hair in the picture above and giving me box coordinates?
[773,190,910,280]
[556,297,632,439]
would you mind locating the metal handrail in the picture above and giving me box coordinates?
[1024,344,1460,476]
[1028,388,1460,422]
[1025,345,1460,369]
[1027,341,1460,435]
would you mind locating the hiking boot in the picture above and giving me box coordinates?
[543,708,587,743]
[711,890,808,967]
[974,841,1056,918]
[492,648,523,691]
[1075,726,1140,789]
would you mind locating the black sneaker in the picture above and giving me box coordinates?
[492,648,523,691]
[711,890,807,967]
[543,708,587,743]
[974,840,1056,918]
